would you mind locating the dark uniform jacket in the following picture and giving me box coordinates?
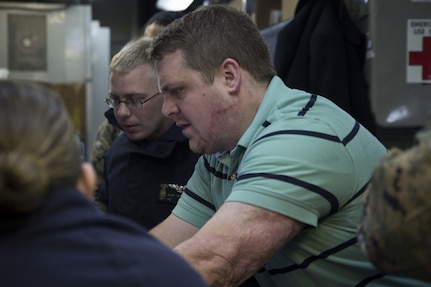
[273,0,377,136]
[0,188,207,287]
[98,110,200,229]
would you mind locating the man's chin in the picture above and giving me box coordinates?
[125,132,144,142]
[189,141,206,154]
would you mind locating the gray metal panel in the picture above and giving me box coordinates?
[86,20,111,159]
[64,5,92,83]
[0,3,91,83]
[369,0,431,127]
[44,8,67,82]
[0,3,110,156]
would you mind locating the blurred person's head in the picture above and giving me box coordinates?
[0,80,95,215]
[143,10,186,37]
[107,37,173,142]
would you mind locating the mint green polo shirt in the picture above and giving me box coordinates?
[172,76,428,286]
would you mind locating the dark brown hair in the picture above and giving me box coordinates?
[149,5,276,84]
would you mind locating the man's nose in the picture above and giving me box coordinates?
[116,101,132,116]
[161,96,178,118]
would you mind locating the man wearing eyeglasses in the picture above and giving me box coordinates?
[96,37,200,229]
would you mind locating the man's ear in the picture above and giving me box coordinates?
[221,58,241,94]
[76,163,96,200]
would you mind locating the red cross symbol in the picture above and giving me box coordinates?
[409,36,431,80]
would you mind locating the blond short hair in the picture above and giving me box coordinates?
[110,37,155,74]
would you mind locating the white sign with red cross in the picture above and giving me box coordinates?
[407,19,431,83]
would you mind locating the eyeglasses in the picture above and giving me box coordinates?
[105,92,160,110]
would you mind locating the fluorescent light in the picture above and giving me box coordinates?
[156,0,194,11]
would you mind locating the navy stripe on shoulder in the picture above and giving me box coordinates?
[184,188,216,211]
[263,237,357,275]
[354,272,386,287]
[203,156,229,180]
[254,123,360,147]
[297,94,317,116]
[255,130,341,145]
[237,172,339,214]
[342,121,360,146]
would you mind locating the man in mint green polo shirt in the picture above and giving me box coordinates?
[147,5,430,287]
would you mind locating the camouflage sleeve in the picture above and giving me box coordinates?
[358,125,431,282]
[90,118,122,206]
